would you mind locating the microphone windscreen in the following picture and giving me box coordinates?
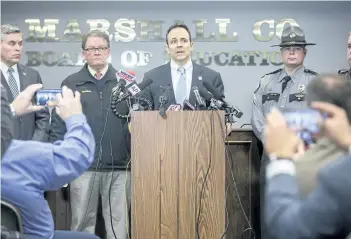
[202,81,223,99]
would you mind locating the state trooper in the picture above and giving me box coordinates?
[338,31,351,81]
[251,25,318,239]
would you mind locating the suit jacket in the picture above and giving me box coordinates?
[265,156,351,239]
[141,61,224,110]
[0,64,50,142]
[1,84,13,158]
[295,137,345,199]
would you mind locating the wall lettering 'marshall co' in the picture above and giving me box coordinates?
[24,18,299,42]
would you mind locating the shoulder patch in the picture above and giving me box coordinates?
[261,68,282,78]
[338,69,349,75]
[304,69,318,75]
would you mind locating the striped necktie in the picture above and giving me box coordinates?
[7,67,19,98]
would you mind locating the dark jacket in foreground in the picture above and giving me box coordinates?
[265,155,351,239]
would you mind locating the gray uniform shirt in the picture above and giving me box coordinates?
[251,66,317,141]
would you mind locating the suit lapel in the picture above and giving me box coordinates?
[161,62,176,103]
[17,64,29,91]
[1,71,14,102]
[189,62,204,105]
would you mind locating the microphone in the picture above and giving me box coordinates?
[192,86,207,110]
[196,84,223,109]
[183,99,195,110]
[202,81,243,119]
[112,77,127,97]
[117,78,153,103]
[158,86,170,117]
[202,81,229,107]
[116,69,136,86]
[111,73,128,118]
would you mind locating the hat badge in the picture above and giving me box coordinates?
[289,33,296,38]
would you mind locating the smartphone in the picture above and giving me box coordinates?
[35,89,62,106]
[281,108,326,145]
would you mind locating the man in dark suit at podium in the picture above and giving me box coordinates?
[141,23,225,110]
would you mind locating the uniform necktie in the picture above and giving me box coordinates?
[176,67,186,104]
[7,67,19,98]
[95,71,102,80]
[281,76,291,93]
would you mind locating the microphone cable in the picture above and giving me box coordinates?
[193,109,255,239]
[108,94,133,239]
[214,110,256,239]
[196,110,214,239]
[78,92,112,234]
[111,95,153,119]
[108,94,136,239]
[79,79,129,239]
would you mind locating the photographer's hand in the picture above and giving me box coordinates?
[312,102,351,151]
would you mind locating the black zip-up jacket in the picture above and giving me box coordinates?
[49,64,131,170]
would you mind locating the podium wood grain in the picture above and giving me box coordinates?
[131,111,226,239]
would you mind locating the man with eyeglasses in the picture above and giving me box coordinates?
[50,30,131,239]
[250,25,318,239]
[338,31,351,81]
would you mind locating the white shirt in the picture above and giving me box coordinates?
[266,159,296,180]
[170,59,193,100]
[87,64,109,79]
[0,62,21,92]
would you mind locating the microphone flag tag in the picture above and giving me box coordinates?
[127,83,141,96]
[117,70,136,86]
[167,104,181,111]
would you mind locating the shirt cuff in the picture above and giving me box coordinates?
[266,159,296,180]
[64,114,87,128]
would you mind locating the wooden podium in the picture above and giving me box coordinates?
[131,111,226,239]
[46,114,260,239]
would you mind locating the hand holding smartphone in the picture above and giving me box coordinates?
[280,108,326,145]
[35,89,62,107]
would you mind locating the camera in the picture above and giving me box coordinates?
[35,89,62,106]
[281,108,326,145]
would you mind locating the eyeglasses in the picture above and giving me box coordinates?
[84,47,109,53]
[281,47,304,53]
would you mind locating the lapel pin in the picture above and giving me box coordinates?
[198,76,202,81]
[23,72,26,75]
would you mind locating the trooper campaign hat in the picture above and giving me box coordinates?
[271,25,316,47]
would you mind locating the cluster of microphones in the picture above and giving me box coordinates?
[110,70,243,123]
[110,69,153,116]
